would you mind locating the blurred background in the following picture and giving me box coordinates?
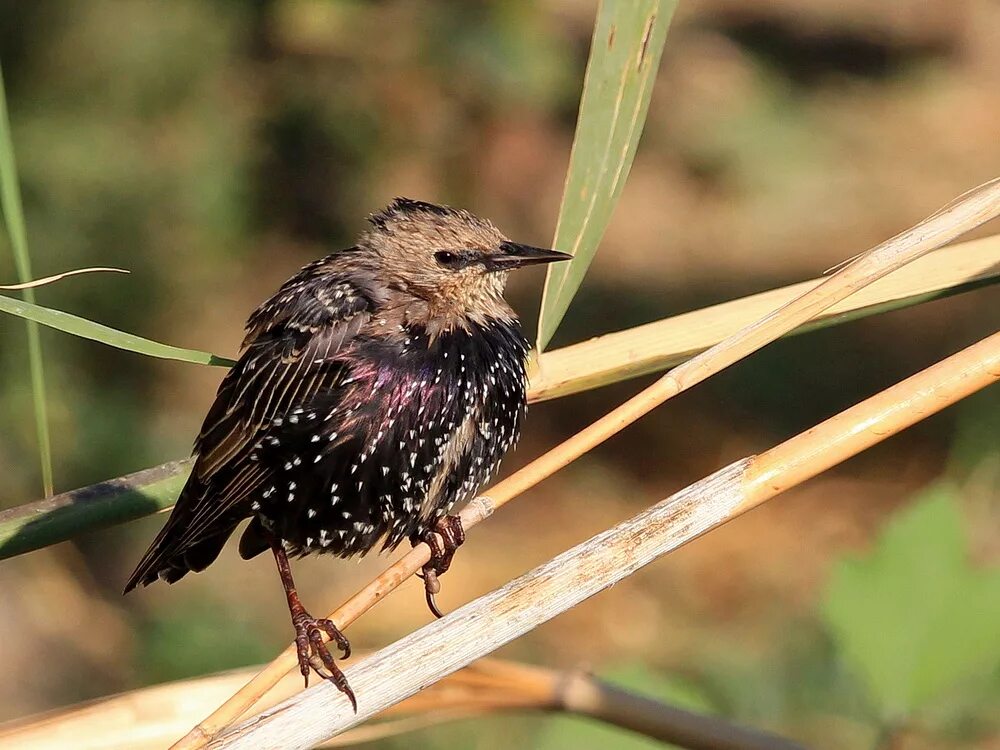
[0,1,998,748]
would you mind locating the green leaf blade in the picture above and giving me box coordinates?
[0,461,191,559]
[537,0,676,351]
[0,61,54,496]
[0,293,235,367]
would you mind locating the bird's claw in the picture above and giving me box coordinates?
[291,611,356,711]
[418,515,466,619]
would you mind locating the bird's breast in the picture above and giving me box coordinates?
[258,317,531,559]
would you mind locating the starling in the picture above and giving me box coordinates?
[124,198,570,707]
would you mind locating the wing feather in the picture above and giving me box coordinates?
[124,265,374,591]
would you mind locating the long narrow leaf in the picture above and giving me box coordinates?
[0,461,190,558]
[0,62,53,495]
[531,235,1000,401]
[0,293,235,367]
[537,0,676,351]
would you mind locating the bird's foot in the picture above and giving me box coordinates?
[417,514,466,619]
[291,608,356,711]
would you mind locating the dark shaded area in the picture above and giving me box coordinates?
[714,13,954,85]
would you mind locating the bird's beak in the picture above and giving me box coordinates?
[485,242,573,271]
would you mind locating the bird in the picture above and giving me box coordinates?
[123,197,571,708]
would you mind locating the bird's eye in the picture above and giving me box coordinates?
[434,251,462,268]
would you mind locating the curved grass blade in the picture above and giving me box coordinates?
[0,62,53,496]
[0,294,235,367]
[537,1,676,351]
[0,266,128,289]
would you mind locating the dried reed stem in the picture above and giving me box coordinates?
[556,670,804,750]
[0,658,801,750]
[173,178,1000,749]
[206,329,1000,749]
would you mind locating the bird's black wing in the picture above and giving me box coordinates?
[124,263,375,591]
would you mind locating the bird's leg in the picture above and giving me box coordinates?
[417,514,466,619]
[269,539,356,711]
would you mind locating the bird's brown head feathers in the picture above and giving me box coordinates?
[357,198,569,326]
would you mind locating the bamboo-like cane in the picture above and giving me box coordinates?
[0,658,803,750]
[206,329,1000,750]
[171,178,1000,750]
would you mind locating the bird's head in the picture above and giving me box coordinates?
[359,198,570,324]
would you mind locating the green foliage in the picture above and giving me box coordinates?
[0,62,53,496]
[537,0,677,351]
[822,487,1000,724]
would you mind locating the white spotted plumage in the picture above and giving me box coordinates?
[244,318,529,559]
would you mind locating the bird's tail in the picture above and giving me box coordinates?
[122,478,239,594]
